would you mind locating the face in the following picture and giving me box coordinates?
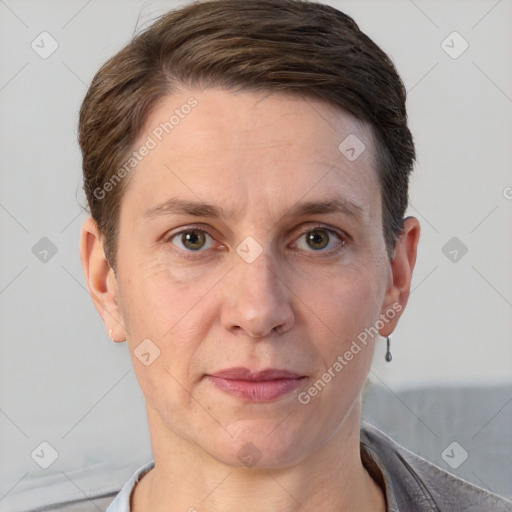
[83,87,417,469]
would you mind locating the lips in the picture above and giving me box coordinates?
[206,367,306,402]
[209,367,304,381]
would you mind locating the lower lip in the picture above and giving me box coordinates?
[206,376,305,402]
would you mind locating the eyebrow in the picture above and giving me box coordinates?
[143,196,363,221]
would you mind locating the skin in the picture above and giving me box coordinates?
[81,87,420,512]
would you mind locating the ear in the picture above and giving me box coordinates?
[379,216,420,336]
[80,217,127,342]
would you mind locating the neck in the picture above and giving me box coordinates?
[132,403,386,512]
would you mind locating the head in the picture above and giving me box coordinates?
[80,0,419,469]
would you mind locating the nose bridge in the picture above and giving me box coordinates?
[239,247,279,298]
[222,245,294,337]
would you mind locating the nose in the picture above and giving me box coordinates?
[220,249,295,339]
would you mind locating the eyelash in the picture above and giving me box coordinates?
[164,224,348,259]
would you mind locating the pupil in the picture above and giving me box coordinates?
[183,231,204,250]
[308,230,328,250]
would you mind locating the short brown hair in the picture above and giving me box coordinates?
[79,0,415,271]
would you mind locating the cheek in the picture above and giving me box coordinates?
[299,261,385,347]
[129,358,206,446]
[118,259,220,394]
[120,272,205,417]
[296,266,383,425]
[119,257,219,338]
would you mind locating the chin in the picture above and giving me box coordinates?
[205,421,310,470]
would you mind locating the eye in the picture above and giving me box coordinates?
[165,225,346,257]
[293,226,345,252]
[168,229,215,252]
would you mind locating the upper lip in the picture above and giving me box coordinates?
[208,367,305,381]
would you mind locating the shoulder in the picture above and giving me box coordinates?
[360,421,512,511]
[106,462,155,512]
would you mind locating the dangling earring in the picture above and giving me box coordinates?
[385,336,392,363]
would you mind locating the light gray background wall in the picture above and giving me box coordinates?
[1,0,511,510]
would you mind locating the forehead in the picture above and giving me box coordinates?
[122,87,380,225]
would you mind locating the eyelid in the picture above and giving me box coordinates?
[165,225,218,249]
[291,223,348,250]
[295,223,348,238]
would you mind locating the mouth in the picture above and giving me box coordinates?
[205,367,307,402]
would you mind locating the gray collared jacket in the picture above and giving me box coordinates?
[361,421,512,511]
